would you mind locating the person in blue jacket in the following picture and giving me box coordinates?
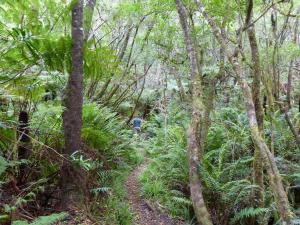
[132,116,142,133]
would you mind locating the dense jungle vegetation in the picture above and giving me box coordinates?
[1,0,300,224]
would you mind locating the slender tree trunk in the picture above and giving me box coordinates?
[17,111,30,185]
[246,0,264,213]
[200,80,215,151]
[94,26,132,101]
[84,0,96,41]
[194,1,293,223]
[281,107,300,149]
[126,64,151,124]
[62,0,84,205]
[103,84,120,106]
[95,78,112,101]
[232,58,292,224]
[170,66,186,102]
[112,71,149,109]
[175,1,213,224]
[287,60,294,110]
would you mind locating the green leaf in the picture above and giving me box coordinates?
[0,156,8,176]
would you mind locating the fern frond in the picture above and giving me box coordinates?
[12,212,68,225]
[230,207,268,224]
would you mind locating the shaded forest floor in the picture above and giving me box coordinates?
[125,160,184,225]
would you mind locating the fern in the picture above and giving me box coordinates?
[172,196,192,206]
[230,207,269,224]
[91,187,112,194]
[12,212,68,225]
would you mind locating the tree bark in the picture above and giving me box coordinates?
[287,60,293,110]
[246,0,264,213]
[17,111,30,185]
[175,1,213,225]
[194,0,293,223]
[233,58,292,224]
[62,0,84,205]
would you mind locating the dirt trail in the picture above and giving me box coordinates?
[125,161,184,225]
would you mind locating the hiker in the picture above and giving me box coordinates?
[132,116,142,134]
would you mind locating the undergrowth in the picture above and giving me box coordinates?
[139,100,300,225]
[0,102,142,224]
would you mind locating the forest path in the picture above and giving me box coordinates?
[125,160,183,225]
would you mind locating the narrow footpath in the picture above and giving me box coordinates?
[125,161,184,225]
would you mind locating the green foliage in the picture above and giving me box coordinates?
[71,151,95,171]
[230,207,269,224]
[84,45,120,80]
[30,104,64,146]
[99,170,134,225]
[1,0,300,224]
[139,101,191,219]
[82,103,122,151]
[12,212,68,225]
[139,101,300,223]
[0,156,8,176]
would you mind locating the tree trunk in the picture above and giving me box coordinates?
[286,60,293,110]
[170,66,186,102]
[62,0,84,205]
[246,0,264,213]
[17,111,30,185]
[95,78,112,101]
[84,0,96,41]
[200,79,215,151]
[232,58,292,224]
[175,1,213,224]
[280,107,300,149]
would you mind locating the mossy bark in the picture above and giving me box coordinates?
[175,0,213,224]
[246,2,265,212]
[232,58,293,225]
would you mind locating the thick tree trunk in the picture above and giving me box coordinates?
[175,1,213,225]
[246,0,264,212]
[62,0,84,205]
[194,1,293,223]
